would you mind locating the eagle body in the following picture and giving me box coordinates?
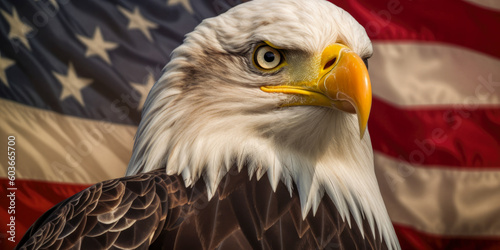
[18,168,386,249]
[17,0,400,249]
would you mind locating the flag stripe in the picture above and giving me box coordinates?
[375,153,500,236]
[370,98,500,168]
[3,95,500,182]
[463,0,500,11]
[333,0,500,58]
[0,98,133,183]
[393,223,500,250]
[370,42,500,107]
[0,178,89,249]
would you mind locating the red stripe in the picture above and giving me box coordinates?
[369,97,500,167]
[330,0,500,58]
[394,223,500,250]
[0,178,89,249]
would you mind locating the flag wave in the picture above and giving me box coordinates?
[0,0,499,249]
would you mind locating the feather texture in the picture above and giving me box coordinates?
[17,167,388,249]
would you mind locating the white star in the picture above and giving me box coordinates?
[76,27,118,65]
[118,6,158,42]
[167,0,193,14]
[131,73,155,110]
[52,62,93,107]
[0,54,15,87]
[1,7,33,50]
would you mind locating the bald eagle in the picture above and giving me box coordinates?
[17,0,400,249]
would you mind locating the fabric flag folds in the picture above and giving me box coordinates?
[0,0,499,249]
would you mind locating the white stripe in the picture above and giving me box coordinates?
[370,42,500,107]
[375,152,500,236]
[0,98,136,184]
[464,0,500,11]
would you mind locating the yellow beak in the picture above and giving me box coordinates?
[261,44,372,138]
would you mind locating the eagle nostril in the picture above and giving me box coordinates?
[324,57,336,70]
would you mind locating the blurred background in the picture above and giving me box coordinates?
[0,0,499,249]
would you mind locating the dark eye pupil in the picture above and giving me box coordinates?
[264,52,275,62]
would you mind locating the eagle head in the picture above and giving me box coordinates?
[127,0,398,249]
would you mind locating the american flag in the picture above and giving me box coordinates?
[0,0,499,249]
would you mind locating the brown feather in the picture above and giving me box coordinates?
[16,167,387,249]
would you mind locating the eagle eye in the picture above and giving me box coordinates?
[254,45,283,70]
